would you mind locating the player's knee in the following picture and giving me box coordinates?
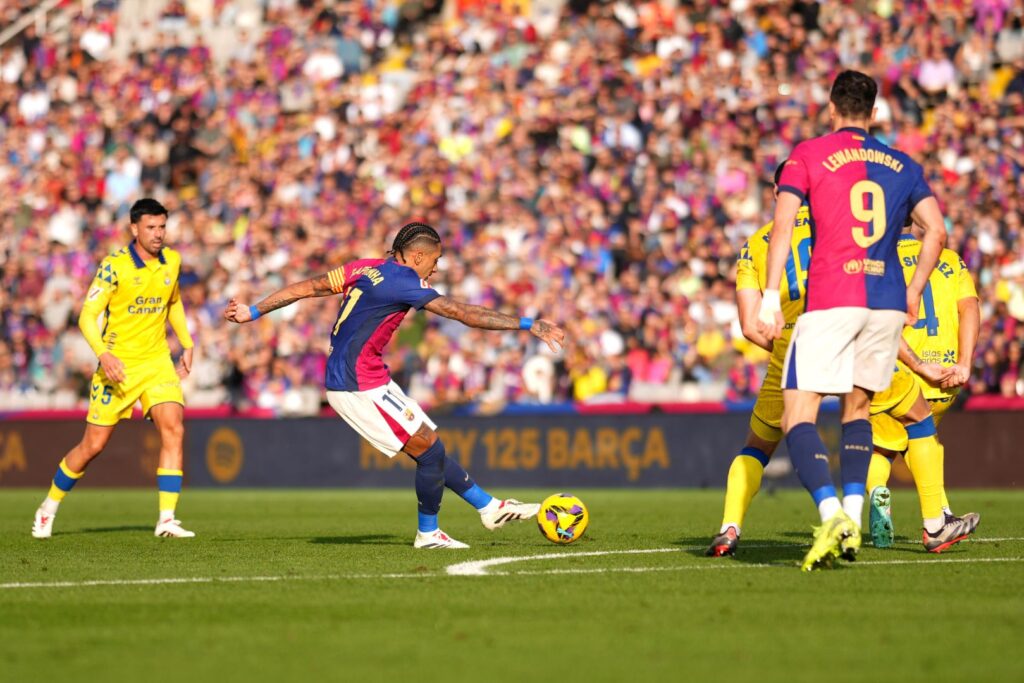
[79,433,108,458]
[781,411,812,434]
[161,420,185,445]
[405,425,438,457]
[842,390,872,419]
[780,415,797,434]
[897,394,930,425]
[875,446,898,461]
[746,432,778,459]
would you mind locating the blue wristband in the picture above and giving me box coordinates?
[249,305,262,321]
[519,317,534,331]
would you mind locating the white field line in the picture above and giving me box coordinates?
[446,548,679,576]
[445,536,1024,576]
[2,537,1020,590]
[501,557,1024,576]
[0,573,426,589]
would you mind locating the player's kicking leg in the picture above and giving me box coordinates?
[327,383,538,549]
[406,424,539,547]
[707,431,778,557]
[32,423,114,538]
[149,402,194,538]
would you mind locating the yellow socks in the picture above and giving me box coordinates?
[156,468,183,520]
[720,448,769,533]
[866,451,893,495]
[904,416,945,529]
[47,457,84,504]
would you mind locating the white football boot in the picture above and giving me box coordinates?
[413,529,469,549]
[32,507,55,539]
[480,499,541,531]
[154,518,196,538]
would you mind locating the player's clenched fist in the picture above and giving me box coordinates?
[224,298,254,324]
[756,289,785,341]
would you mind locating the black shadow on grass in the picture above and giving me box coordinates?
[311,534,407,546]
[672,536,804,565]
[63,525,154,535]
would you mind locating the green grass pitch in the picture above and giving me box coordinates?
[1,488,1022,683]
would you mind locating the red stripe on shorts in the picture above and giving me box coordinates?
[375,404,411,445]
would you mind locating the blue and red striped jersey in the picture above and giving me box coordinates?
[778,127,933,312]
[324,258,440,391]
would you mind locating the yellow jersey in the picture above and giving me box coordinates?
[896,235,978,400]
[80,243,193,364]
[736,205,812,361]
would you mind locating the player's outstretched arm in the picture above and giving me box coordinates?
[757,192,801,340]
[907,197,948,325]
[737,289,773,352]
[224,274,337,324]
[423,296,565,352]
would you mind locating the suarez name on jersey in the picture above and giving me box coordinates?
[778,127,933,313]
[324,258,441,392]
[897,235,978,398]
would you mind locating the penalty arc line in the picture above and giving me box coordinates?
[499,556,1024,576]
[446,536,1024,576]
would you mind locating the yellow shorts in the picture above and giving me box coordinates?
[750,357,921,445]
[869,363,920,419]
[88,357,184,426]
[871,375,957,453]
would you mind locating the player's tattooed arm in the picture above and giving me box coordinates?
[256,274,336,313]
[424,296,520,329]
[424,297,565,351]
[899,337,952,387]
[224,274,337,323]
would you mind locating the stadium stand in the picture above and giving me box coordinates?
[0,0,1022,414]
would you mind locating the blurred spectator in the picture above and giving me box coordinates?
[0,0,1022,414]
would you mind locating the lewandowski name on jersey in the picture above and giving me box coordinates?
[778,128,933,313]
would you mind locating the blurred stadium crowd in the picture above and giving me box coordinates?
[1,0,1023,414]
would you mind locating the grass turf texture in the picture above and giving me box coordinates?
[1,489,1022,683]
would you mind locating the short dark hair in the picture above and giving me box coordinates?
[129,198,168,224]
[388,222,441,258]
[829,70,877,120]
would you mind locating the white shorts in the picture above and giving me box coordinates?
[326,381,436,457]
[782,308,906,394]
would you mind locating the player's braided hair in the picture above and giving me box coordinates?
[388,222,441,259]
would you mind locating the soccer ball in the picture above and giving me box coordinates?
[537,493,589,544]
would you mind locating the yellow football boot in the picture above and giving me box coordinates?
[801,511,857,572]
